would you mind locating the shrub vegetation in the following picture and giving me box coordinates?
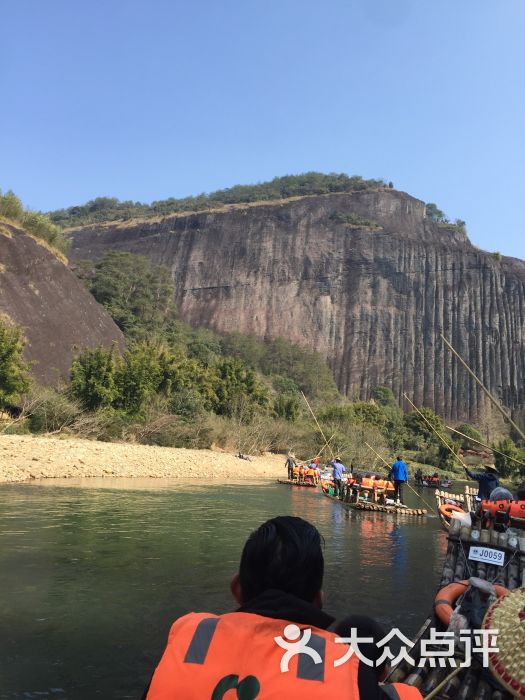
[0,190,69,253]
[49,173,386,228]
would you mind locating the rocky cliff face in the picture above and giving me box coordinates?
[0,222,124,386]
[68,189,525,421]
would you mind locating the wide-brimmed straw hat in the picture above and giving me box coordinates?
[484,587,525,696]
[485,464,499,472]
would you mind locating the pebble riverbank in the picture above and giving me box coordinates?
[0,434,285,483]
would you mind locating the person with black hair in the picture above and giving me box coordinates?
[143,516,421,700]
[516,482,525,501]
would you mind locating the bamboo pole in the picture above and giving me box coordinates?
[447,425,525,468]
[441,334,525,442]
[364,441,436,512]
[301,392,335,460]
[423,665,463,700]
[300,433,335,465]
[403,393,469,469]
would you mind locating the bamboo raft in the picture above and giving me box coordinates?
[387,518,525,698]
[277,479,318,488]
[322,487,427,517]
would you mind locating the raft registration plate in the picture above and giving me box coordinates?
[468,546,505,566]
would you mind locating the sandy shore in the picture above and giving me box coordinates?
[0,434,286,484]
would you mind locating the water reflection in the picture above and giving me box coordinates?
[0,480,444,699]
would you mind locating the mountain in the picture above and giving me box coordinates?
[67,188,525,422]
[0,221,124,385]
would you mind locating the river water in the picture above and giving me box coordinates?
[0,479,449,699]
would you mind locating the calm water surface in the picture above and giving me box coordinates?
[0,478,450,699]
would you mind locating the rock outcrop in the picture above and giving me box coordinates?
[0,221,124,385]
[68,189,525,421]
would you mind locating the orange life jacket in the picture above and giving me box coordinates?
[361,477,375,489]
[481,500,525,520]
[306,468,316,477]
[374,479,391,490]
[146,611,360,699]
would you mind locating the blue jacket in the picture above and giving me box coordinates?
[464,468,499,500]
[390,460,408,482]
[331,461,346,480]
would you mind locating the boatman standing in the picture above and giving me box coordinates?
[463,463,499,501]
[285,452,297,480]
[389,456,408,505]
[331,457,346,498]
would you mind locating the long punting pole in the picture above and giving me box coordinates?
[447,424,525,468]
[364,441,436,512]
[301,392,335,460]
[441,334,525,443]
[403,393,469,470]
[424,666,463,700]
[306,433,336,464]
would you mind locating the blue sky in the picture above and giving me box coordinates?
[2,0,524,258]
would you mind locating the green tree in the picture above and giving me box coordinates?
[351,401,386,428]
[404,407,446,445]
[493,438,521,478]
[372,386,397,407]
[159,356,218,411]
[425,203,446,223]
[89,252,175,338]
[70,346,118,410]
[0,320,30,409]
[273,394,300,422]
[213,357,268,417]
[437,440,461,469]
[114,344,163,414]
[0,190,24,220]
[455,423,483,449]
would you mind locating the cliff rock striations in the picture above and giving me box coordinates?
[0,222,124,385]
[68,189,525,421]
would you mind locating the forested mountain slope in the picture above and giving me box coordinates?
[68,187,525,422]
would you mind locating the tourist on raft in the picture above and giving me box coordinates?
[389,456,408,504]
[463,463,499,501]
[142,516,421,699]
[330,457,346,497]
[516,482,525,500]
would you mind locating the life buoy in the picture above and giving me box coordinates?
[438,503,464,522]
[435,580,508,626]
